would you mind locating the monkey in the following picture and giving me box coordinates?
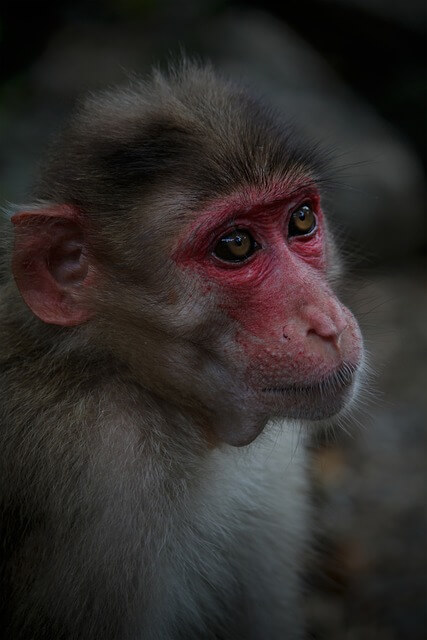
[0,62,364,640]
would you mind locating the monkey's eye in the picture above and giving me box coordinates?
[213,229,259,263]
[288,203,316,237]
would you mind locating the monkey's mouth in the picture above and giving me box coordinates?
[260,362,358,420]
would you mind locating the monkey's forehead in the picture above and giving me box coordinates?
[35,64,330,212]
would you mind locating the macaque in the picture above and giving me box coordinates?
[0,62,363,640]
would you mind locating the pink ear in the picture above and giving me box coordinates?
[11,205,95,326]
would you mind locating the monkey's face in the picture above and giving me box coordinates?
[172,181,364,444]
[11,178,363,446]
[11,178,363,447]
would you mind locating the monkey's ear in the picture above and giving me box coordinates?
[11,205,95,326]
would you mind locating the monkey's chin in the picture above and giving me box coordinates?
[211,409,270,447]
[259,362,359,422]
[210,364,359,447]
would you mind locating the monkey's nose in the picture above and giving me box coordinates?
[303,305,348,350]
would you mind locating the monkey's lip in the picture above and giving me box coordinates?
[261,362,357,394]
[260,362,358,419]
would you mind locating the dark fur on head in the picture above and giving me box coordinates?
[36,61,327,211]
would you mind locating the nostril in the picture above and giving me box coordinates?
[307,328,334,346]
[306,325,336,341]
[307,325,348,353]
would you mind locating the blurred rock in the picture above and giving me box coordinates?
[29,22,154,98]
[327,0,426,30]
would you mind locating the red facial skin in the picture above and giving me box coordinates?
[11,206,94,326]
[174,180,363,409]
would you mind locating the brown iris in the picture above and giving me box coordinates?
[288,204,316,237]
[214,229,258,262]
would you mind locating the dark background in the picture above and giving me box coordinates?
[1,1,426,638]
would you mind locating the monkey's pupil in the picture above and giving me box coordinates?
[214,230,257,262]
